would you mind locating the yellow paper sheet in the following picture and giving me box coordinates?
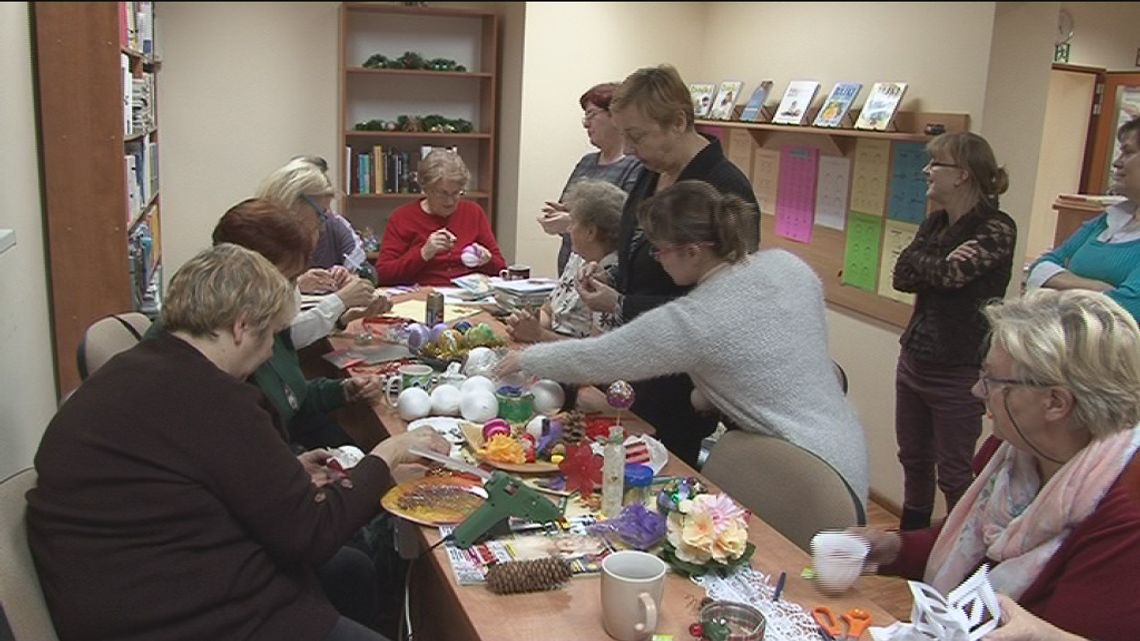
[389,299,482,324]
[877,219,919,305]
[850,138,891,216]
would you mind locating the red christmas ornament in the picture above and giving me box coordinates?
[558,443,603,495]
[688,622,704,638]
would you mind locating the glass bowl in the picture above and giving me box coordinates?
[699,601,766,641]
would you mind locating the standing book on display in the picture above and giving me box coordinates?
[813,82,863,128]
[854,82,909,131]
[739,81,774,122]
[771,80,820,126]
[688,83,717,119]
[708,80,745,120]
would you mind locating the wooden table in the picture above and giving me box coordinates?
[328,292,898,641]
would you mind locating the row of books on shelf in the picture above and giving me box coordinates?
[120,57,156,136]
[118,1,155,55]
[124,137,159,225]
[689,79,908,131]
[344,144,459,196]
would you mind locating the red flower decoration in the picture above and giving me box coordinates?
[559,443,603,496]
[585,415,617,442]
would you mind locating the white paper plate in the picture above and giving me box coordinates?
[407,416,471,458]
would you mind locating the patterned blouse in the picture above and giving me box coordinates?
[549,252,619,338]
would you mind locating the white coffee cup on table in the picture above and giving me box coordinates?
[811,530,869,596]
[600,550,666,641]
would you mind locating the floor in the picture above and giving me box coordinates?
[857,500,914,622]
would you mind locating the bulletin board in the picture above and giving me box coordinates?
[699,111,969,329]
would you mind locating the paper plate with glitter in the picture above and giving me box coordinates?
[381,475,488,527]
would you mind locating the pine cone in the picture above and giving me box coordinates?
[560,411,586,446]
[485,558,572,595]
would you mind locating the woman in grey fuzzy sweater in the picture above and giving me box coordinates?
[497,180,869,506]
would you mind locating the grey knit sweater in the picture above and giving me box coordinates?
[520,249,869,505]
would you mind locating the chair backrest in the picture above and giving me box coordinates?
[832,359,848,395]
[0,468,60,641]
[702,431,865,552]
[76,312,152,380]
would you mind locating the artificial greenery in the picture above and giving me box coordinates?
[354,114,474,134]
[362,50,467,72]
[659,541,755,579]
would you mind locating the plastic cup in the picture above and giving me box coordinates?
[811,530,869,596]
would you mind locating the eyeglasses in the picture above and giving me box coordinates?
[926,161,960,169]
[301,195,330,224]
[427,188,465,201]
[976,372,1044,396]
[582,108,607,125]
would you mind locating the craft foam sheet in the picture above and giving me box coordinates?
[726,128,754,176]
[842,211,883,292]
[775,146,819,243]
[888,142,930,224]
[815,155,851,230]
[877,219,919,305]
[850,138,891,216]
[750,147,780,217]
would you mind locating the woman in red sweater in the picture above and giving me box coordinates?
[376,150,506,286]
[854,289,1140,641]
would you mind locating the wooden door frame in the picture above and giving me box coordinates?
[1085,70,1140,194]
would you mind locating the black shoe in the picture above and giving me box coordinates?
[899,507,932,531]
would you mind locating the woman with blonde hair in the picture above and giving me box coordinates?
[892,131,1018,530]
[856,289,1140,641]
[376,150,506,285]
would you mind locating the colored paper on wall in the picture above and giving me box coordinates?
[842,211,883,292]
[696,125,725,143]
[877,219,919,304]
[726,128,754,175]
[815,155,851,230]
[775,145,819,243]
[888,142,929,224]
[750,147,780,217]
[849,139,891,216]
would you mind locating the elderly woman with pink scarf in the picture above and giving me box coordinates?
[855,289,1140,641]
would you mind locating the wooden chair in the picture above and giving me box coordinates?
[0,468,60,640]
[76,312,152,380]
[702,431,866,552]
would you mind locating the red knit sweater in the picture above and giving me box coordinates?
[881,436,1140,641]
[375,199,506,286]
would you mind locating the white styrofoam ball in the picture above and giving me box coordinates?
[463,347,498,377]
[430,385,462,416]
[460,244,482,268]
[460,389,499,423]
[460,375,496,396]
[396,387,432,421]
[529,379,565,416]
[526,415,548,440]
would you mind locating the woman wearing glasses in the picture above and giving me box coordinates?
[538,82,643,275]
[855,289,1140,641]
[376,149,505,286]
[498,180,869,508]
[892,131,1017,531]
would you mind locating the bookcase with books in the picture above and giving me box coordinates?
[339,3,499,250]
[32,1,162,396]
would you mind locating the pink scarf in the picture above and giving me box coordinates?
[926,426,1140,597]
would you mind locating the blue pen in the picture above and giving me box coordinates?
[773,571,787,601]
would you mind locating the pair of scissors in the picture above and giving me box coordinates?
[812,607,872,641]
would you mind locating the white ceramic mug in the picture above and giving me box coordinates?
[600,550,666,641]
[383,364,435,406]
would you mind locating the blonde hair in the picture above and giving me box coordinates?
[637,180,758,263]
[418,150,470,191]
[610,64,695,130]
[163,243,294,340]
[255,159,335,211]
[983,289,1140,438]
[927,132,1009,208]
[564,180,626,251]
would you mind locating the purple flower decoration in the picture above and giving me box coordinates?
[591,503,666,551]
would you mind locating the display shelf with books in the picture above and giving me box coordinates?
[339,3,499,242]
[33,1,164,396]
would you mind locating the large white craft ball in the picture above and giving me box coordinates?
[460,388,499,423]
[460,244,482,268]
[526,415,548,440]
[463,347,499,378]
[430,385,463,416]
[529,379,565,416]
[396,387,432,421]
[460,375,496,396]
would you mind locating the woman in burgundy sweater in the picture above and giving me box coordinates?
[855,289,1140,641]
[376,150,506,286]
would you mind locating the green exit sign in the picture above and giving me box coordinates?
[1054,43,1071,63]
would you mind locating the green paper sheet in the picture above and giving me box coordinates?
[842,211,884,292]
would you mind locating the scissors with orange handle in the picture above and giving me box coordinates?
[812,607,872,641]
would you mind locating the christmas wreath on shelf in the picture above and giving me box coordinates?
[362,50,467,72]
[354,114,474,134]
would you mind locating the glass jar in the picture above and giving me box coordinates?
[623,463,654,506]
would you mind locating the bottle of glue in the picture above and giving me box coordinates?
[602,425,625,518]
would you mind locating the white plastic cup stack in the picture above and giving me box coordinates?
[810,530,870,596]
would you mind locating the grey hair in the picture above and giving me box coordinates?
[564,180,627,252]
[418,149,470,191]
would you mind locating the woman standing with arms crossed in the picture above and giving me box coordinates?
[892,131,1017,530]
[576,64,759,466]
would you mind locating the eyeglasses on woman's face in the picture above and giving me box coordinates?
[426,186,465,202]
[975,370,1045,397]
[582,108,608,126]
[301,194,331,223]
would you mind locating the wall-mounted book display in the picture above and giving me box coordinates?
[739,81,774,122]
[708,80,745,121]
[854,82,908,131]
[771,80,820,126]
[813,81,863,128]
[688,83,717,119]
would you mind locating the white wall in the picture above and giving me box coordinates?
[0,3,58,477]
[1063,2,1140,70]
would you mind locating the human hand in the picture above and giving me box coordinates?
[845,527,901,572]
[947,239,981,262]
[468,242,492,267]
[343,376,383,404]
[369,426,451,468]
[421,229,456,261]
[297,268,336,294]
[538,201,572,235]
[577,276,620,314]
[493,349,525,379]
[335,277,376,309]
[298,449,346,488]
[504,309,543,343]
[983,594,1085,641]
[329,265,354,289]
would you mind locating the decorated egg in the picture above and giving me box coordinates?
[461,375,496,396]
[530,379,566,416]
[526,415,547,440]
[482,417,511,441]
[464,322,496,347]
[429,322,450,343]
[406,323,431,352]
[460,244,482,268]
[437,329,463,354]
[396,387,432,421]
[453,319,474,334]
[460,388,499,423]
[606,380,636,410]
[463,347,498,377]
[429,385,462,416]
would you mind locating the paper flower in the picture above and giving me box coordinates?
[661,492,754,577]
[559,443,603,496]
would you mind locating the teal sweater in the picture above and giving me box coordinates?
[1032,213,1140,320]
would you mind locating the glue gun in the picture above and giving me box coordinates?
[451,471,564,548]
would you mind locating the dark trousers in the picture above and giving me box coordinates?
[895,352,984,514]
[630,373,717,469]
[320,546,380,631]
[324,616,389,641]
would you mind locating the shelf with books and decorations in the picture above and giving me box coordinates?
[339,3,499,245]
[33,1,163,397]
[695,111,966,144]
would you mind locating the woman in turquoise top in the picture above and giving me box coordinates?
[1028,117,1140,320]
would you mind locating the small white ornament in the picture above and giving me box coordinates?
[460,375,496,396]
[396,387,432,421]
[463,346,499,377]
[526,415,547,440]
[460,388,499,423]
[529,379,565,415]
[430,385,462,416]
